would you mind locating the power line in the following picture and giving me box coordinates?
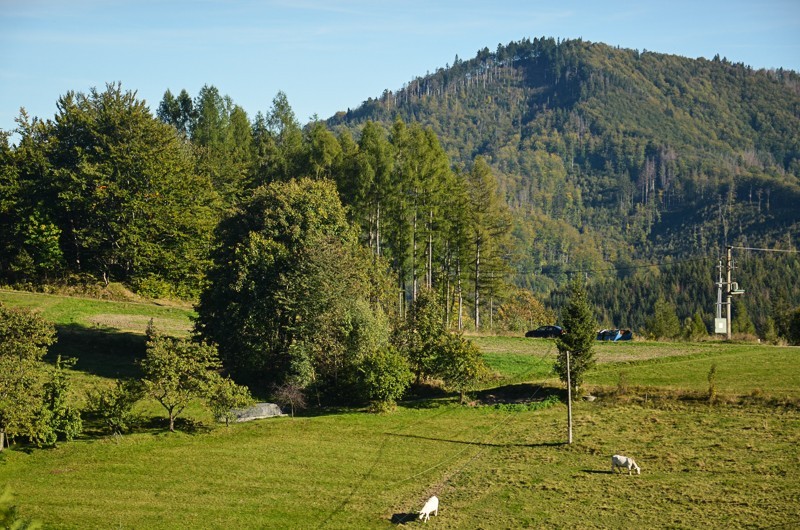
[556,255,713,277]
[730,246,800,254]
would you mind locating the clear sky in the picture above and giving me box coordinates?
[1,0,798,141]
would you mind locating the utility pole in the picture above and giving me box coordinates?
[726,245,733,340]
[715,245,747,339]
[715,245,796,339]
[566,350,573,444]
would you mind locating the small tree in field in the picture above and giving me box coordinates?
[646,296,681,339]
[554,278,596,395]
[87,379,143,435]
[208,375,254,426]
[436,333,487,404]
[358,346,413,412]
[34,356,83,447]
[140,332,221,432]
[684,311,708,341]
[399,288,445,384]
[273,382,307,418]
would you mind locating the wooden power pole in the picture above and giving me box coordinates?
[566,350,573,444]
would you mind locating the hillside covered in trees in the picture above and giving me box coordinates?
[328,37,800,335]
[1,37,799,339]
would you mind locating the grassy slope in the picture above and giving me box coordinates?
[0,292,798,528]
[3,403,798,528]
[476,336,800,399]
[0,289,194,380]
[0,289,194,335]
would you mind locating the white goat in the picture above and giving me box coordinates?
[418,495,439,522]
[611,454,641,475]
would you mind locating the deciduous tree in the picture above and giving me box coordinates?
[45,83,219,293]
[436,333,487,404]
[87,379,142,435]
[196,178,393,402]
[0,303,56,450]
[207,375,254,427]
[140,332,222,432]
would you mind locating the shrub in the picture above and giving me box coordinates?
[87,379,143,435]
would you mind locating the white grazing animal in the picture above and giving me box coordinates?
[611,454,641,475]
[418,495,439,522]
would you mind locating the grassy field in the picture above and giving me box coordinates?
[0,289,194,335]
[0,291,799,528]
[0,289,194,380]
[476,336,800,400]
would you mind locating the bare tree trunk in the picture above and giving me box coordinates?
[566,351,573,444]
[427,210,433,289]
[376,203,381,257]
[444,248,451,327]
[412,205,418,301]
[474,239,481,330]
[456,259,463,330]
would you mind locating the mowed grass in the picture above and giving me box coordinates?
[0,292,799,527]
[477,336,800,400]
[2,402,798,528]
[0,289,194,379]
[0,289,194,335]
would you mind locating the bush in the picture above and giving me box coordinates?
[87,379,143,435]
[492,395,560,412]
[358,347,413,411]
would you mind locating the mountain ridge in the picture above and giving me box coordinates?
[327,37,800,331]
[328,37,800,262]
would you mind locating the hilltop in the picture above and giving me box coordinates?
[329,37,800,282]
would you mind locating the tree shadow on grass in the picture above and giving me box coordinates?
[475,383,565,405]
[46,323,146,379]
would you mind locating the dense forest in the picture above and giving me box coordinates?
[1,37,799,340]
[329,37,800,336]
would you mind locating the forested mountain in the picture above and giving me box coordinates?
[1,37,799,339]
[328,37,800,334]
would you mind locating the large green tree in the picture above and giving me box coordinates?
[40,83,219,294]
[466,157,511,330]
[156,88,195,137]
[190,85,253,203]
[251,91,305,184]
[646,296,682,340]
[195,178,393,401]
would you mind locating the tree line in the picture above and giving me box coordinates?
[329,36,800,341]
[1,82,543,437]
[2,84,535,333]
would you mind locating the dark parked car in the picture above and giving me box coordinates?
[525,325,565,338]
[596,329,633,341]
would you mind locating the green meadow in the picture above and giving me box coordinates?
[0,291,798,528]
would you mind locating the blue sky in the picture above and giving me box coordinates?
[1,0,798,140]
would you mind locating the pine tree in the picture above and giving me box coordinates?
[646,296,681,339]
[554,278,596,394]
[466,157,511,330]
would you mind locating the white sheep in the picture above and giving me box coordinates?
[418,495,439,522]
[611,454,641,475]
